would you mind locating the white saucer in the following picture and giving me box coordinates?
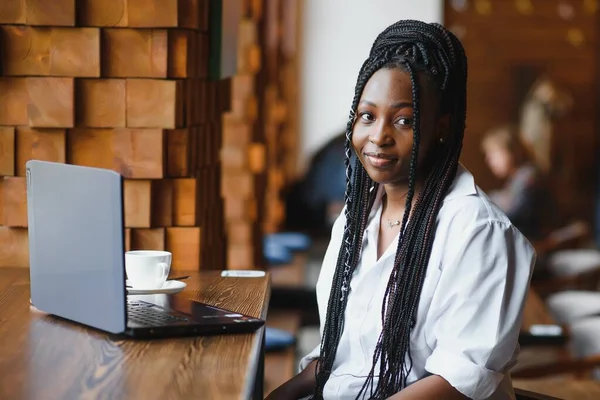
[126,280,187,295]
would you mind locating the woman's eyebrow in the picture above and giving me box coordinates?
[359,100,412,109]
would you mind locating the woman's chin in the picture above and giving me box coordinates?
[365,170,409,185]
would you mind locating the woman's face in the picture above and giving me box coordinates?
[484,145,513,179]
[351,67,444,186]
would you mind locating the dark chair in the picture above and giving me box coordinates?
[515,388,563,400]
[264,326,296,352]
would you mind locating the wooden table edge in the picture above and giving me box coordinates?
[241,272,272,399]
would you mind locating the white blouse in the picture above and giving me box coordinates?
[299,165,536,400]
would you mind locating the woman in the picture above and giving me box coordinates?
[481,125,555,240]
[267,20,535,400]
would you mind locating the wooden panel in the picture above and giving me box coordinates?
[124,228,131,252]
[178,0,199,29]
[0,127,15,176]
[168,30,191,78]
[224,197,256,221]
[166,227,201,270]
[25,0,75,26]
[78,0,128,27]
[15,127,66,177]
[123,179,151,228]
[227,221,252,245]
[126,79,178,128]
[221,146,248,169]
[248,143,265,173]
[0,78,28,125]
[222,171,253,198]
[0,26,100,77]
[228,244,253,269]
[199,0,209,31]
[130,228,165,250]
[198,33,209,77]
[0,178,4,224]
[222,115,251,146]
[0,0,237,273]
[2,177,27,227]
[26,78,74,128]
[68,128,163,178]
[102,29,167,78]
[113,128,164,178]
[0,228,28,267]
[172,178,196,226]
[76,79,126,128]
[151,179,173,226]
[127,0,178,28]
[166,129,190,177]
[67,128,114,170]
[0,0,25,24]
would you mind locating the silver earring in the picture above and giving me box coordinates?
[439,137,444,143]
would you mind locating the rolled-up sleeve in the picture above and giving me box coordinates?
[299,344,321,371]
[425,221,536,399]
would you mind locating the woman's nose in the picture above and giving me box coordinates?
[369,122,393,147]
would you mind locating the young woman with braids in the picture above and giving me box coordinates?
[267,20,535,400]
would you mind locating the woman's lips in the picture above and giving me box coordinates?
[364,153,397,168]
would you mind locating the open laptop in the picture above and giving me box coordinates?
[26,160,264,338]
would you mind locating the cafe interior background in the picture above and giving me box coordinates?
[1,0,600,398]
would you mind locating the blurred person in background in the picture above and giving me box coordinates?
[481,124,557,241]
[284,133,350,235]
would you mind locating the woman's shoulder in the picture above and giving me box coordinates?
[436,176,535,269]
[440,166,514,231]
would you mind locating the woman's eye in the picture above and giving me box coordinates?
[396,118,413,126]
[359,113,374,122]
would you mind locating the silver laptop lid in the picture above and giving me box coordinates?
[26,160,126,334]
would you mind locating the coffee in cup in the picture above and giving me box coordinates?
[125,250,172,289]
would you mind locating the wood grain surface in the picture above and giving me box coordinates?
[0,78,28,125]
[514,379,600,400]
[15,127,66,176]
[0,127,15,175]
[0,268,270,400]
[0,228,28,267]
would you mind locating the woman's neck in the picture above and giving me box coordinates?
[383,181,422,215]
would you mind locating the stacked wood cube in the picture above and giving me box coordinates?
[0,0,229,271]
[221,0,265,269]
[260,0,300,234]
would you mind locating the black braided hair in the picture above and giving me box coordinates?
[313,20,468,399]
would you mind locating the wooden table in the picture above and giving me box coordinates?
[514,379,600,400]
[522,289,555,331]
[0,267,271,400]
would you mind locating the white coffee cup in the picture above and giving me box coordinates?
[125,250,172,289]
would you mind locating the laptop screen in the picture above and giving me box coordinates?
[27,161,127,334]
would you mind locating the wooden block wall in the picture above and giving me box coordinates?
[0,0,229,270]
[220,1,263,269]
[219,0,301,269]
[259,0,300,235]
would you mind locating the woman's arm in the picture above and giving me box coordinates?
[265,359,318,400]
[387,375,468,400]
[417,221,535,399]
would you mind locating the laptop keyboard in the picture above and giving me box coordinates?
[127,300,189,326]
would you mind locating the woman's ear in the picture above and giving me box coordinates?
[436,114,451,143]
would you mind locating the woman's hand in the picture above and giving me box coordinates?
[264,385,298,400]
[264,359,319,400]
